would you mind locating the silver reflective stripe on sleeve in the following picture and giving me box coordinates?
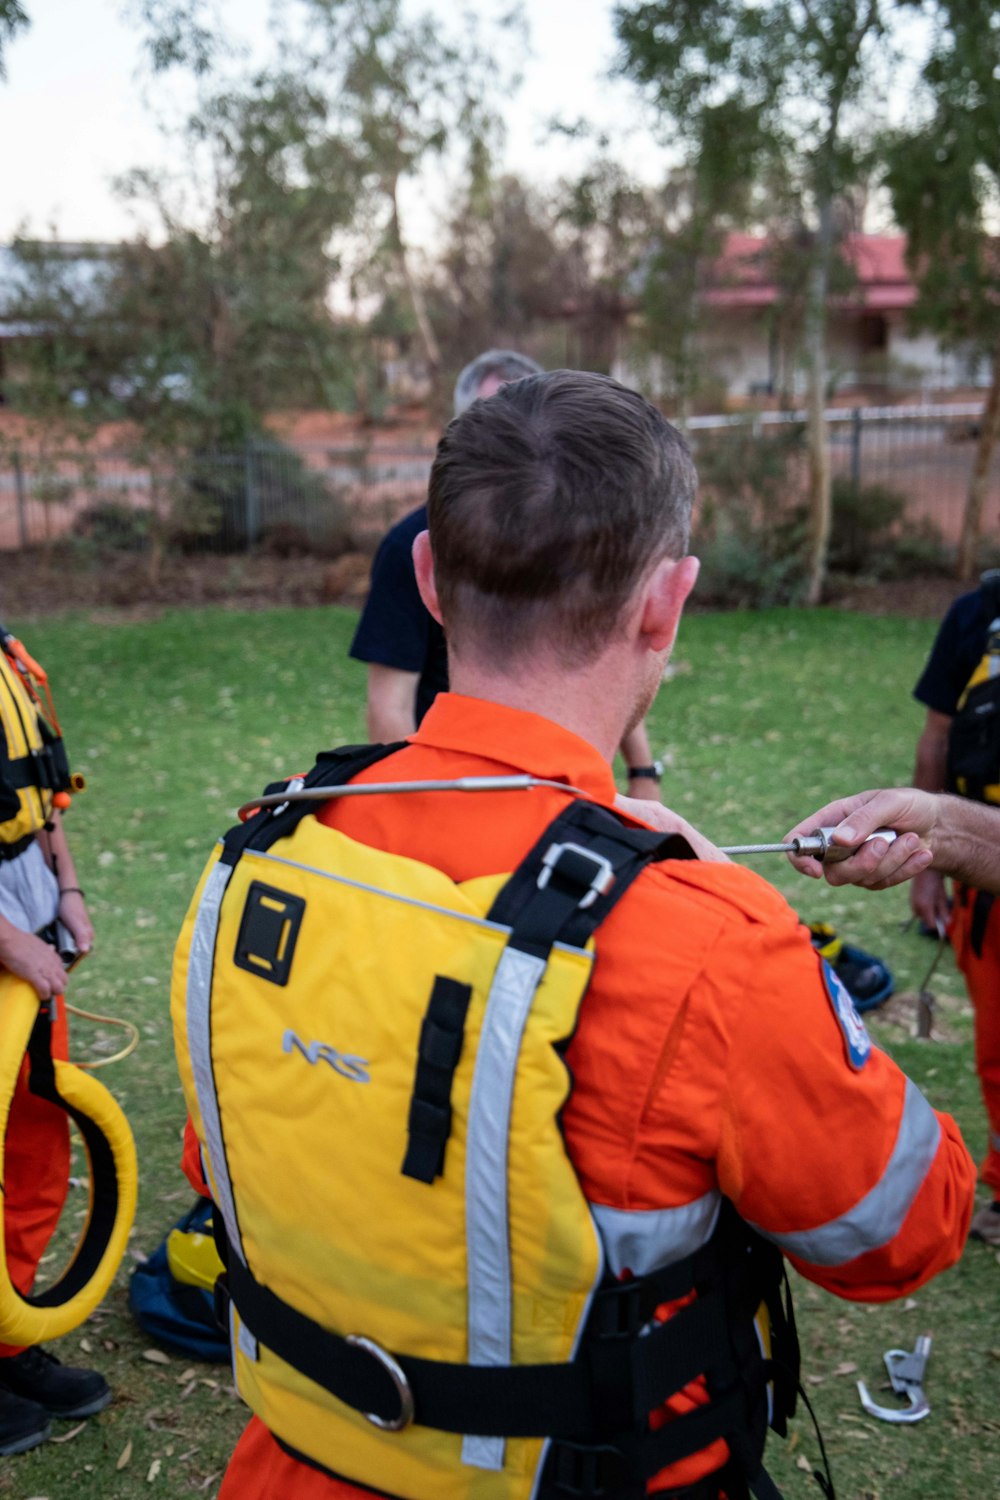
[752,1078,942,1267]
[186,859,247,1267]
[462,944,549,1473]
[591,1191,721,1278]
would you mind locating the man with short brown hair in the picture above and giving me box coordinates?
[349,353,667,799]
[194,370,974,1500]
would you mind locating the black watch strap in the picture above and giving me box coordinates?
[627,763,663,782]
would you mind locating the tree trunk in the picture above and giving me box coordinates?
[957,340,1000,580]
[802,196,836,606]
[388,178,441,392]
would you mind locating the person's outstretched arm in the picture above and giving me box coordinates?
[785,787,1000,894]
[706,901,976,1301]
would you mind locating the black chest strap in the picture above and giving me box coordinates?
[215,1204,792,1494]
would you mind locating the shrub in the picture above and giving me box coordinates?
[173,443,352,556]
[827,477,949,581]
[691,424,809,607]
[73,502,152,552]
[827,478,906,574]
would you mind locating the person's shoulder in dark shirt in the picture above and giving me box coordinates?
[349,505,449,722]
[350,506,432,674]
[913,587,995,716]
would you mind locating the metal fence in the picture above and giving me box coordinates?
[0,403,995,555]
[688,402,996,545]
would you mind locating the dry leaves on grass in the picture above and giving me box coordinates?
[49,1422,87,1444]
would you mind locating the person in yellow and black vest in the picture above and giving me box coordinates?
[910,571,1000,1246]
[0,622,111,1454]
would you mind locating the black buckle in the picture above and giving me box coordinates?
[590,1277,644,1339]
[537,842,615,910]
[550,1441,631,1497]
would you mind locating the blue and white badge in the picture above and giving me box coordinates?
[822,959,872,1071]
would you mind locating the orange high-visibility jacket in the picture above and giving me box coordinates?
[202,694,975,1500]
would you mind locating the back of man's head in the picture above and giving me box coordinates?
[452,349,543,417]
[429,369,696,669]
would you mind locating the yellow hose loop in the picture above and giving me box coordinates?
[64,1003,140,1070]
[0,975,138,1344]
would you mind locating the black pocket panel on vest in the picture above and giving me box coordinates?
[234,882,306,987]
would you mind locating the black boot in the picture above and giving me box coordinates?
[0,1346,111,1419]
[0,1387,51,1455]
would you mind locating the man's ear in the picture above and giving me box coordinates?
[639,554,700,654]
[412,530,444,625]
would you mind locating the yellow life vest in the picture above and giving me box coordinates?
[947,571,1000,806]
[171,747,797,1500]
[0,627,76,850]
[0,646,54,845]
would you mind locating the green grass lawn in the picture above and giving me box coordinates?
[3,604,996,1500]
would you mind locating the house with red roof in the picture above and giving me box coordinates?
[636,233,989,401]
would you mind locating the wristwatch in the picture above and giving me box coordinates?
[626,761,664,782]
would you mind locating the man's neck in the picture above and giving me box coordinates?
[447,650,635,765]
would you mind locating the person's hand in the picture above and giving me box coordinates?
[910,868,950,933]
[784,788,938,891]
[615,794,730,863]
[0,928,68,999]
[625,775,663,804]
[58,889,94,955]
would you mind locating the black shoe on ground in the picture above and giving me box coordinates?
[0,1387,51,1455]
[0,1346,112,1419]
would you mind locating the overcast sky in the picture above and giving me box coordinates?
[0,0,670,247]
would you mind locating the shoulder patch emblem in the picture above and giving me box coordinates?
[822,959,872,1071]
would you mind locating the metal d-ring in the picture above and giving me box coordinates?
[346,1334,415,1432]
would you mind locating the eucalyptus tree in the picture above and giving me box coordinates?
[0,0,27,78]
[287,0,519,404]
[886,0,1000,579]
[615,0,898,603]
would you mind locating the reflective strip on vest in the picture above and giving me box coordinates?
[463,944,549,1473]
[186,859,246,1267]
[591,1191,722,1278]
[751,1078,941,1267]
[264,848,524,937]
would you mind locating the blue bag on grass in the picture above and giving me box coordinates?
[129,1197,229,1362]
[809,922,894,1013]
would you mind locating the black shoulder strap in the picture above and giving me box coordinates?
[220,742,406,868]
[401,798,696,1184]
[487,798,697,959]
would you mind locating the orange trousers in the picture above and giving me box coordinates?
[0,1001,70,1359]
[951,887,1000,1196]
